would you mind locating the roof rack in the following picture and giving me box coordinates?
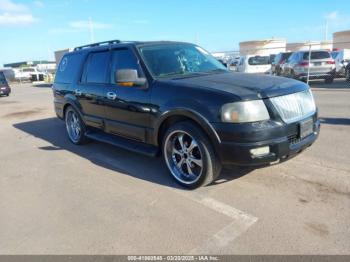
[74,39,121,51]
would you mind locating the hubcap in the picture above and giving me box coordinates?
[66,111,81,142]
[164,131,203,184]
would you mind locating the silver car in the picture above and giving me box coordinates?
[283,50,336,83]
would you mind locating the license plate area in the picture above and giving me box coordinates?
[299,118,314,139]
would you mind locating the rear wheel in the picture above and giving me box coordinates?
[162,121,221,189]
[65,106,88,145]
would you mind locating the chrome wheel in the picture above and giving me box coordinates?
[164,130,203,185]
[66,110,81,143]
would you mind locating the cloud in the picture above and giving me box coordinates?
[49,19,113,35]
[69,20,113,30]
[0,0,37,26]
[325,11,338,20]
[0,0,27,12]
[0,12,36,25]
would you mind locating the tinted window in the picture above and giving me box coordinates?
[84,51,110,84]
[55,53,85,84]
[248,56,270,65]
[0,72,7,85]
[303,51,330,60]
[110,49,144,82]
[274,53,281,63]
[281,52,292,61]
[288,53,298,63]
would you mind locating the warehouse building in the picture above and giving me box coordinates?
[286,41,333,52]
[239,38,286,56]
[333,30,350,50]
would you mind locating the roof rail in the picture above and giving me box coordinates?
[74,39,121,51]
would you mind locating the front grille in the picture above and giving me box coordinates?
[288,133,302,145]
[270,89,316,124]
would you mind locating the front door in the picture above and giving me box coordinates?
[104,48,152,142]
[76,50,110,129]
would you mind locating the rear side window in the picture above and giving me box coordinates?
[110,49,144,82]
[303,51,330,60]
[84,51,110,84]
[55,53,84,84]
[281,52,292,61]
[248,56,270,65]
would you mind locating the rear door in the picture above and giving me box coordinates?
[304,51,333,74]
[76,50,111,128]
[103,48,152,142]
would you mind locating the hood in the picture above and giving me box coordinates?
[162,72,308,100]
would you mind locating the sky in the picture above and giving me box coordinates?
[0,0,350,66]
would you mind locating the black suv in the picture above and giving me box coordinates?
[53,40,320,188]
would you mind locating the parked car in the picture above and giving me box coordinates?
[53,40,320,188]
[331,49,350,77]
[271,52,292,76]
[14,67,46,82]
[236,55,271,74]
[283,50,335,83]
[0,71,11,96]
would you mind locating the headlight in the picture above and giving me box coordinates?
[221,100,270,123]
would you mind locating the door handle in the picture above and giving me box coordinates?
[107,92,117,100]
[75,89,82,96]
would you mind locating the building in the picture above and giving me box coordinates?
[4,60,56,69]
[54,48,73,65]
[333,30,350,50]
[239,38,286,56]
[286,41,333,52]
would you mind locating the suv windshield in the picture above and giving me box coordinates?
[303,51,330,60]
[248,56,270,65]
[138,43,227,78]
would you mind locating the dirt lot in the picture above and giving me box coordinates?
[0,80,349,254]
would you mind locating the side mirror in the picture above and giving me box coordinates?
[115,69,147,87]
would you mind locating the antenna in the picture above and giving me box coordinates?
[89,17,95,43]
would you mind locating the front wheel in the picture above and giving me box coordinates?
[162,121,221,189]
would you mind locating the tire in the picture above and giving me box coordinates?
[65,106,88,145]
[345,68,350,82]
[325,77,334,84]
[162,121,221,189]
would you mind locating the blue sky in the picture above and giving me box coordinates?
[0,0,350,66]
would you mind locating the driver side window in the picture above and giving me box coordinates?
[110,49,144,83]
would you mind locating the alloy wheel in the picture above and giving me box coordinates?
[164,131,203,185]
[66,110,81,143]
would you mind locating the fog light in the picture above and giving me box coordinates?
[250,146,270,157]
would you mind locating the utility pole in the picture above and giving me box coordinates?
[89,17,95,43]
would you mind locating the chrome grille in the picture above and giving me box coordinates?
[270,90,316,124]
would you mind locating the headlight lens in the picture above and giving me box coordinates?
[221,100,270,123]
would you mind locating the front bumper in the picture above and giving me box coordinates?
[295,69,335,80]
[212,113,320,166]
[0,87,11,95]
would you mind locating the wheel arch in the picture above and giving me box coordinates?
[154,109,221,154]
